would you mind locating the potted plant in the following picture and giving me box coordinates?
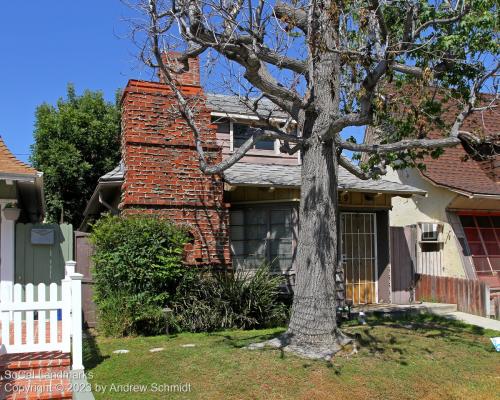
[3,202,21,221]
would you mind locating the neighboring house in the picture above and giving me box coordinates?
[82,53,426,306]
[0,136,44,286]
[0,136,73,287]
[368,108,499,296]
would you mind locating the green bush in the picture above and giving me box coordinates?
[95,290,166,337]
[90,215,189,336]
[172,265,289,332]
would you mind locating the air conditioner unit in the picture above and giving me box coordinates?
[420,222,441,242]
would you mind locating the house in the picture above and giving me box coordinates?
[0,136,74,286]
[377,107,499,299]
[0,137,44,286]
[82,53,427,306]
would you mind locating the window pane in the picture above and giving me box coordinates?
[490,257,500,272]
[233,124,275,150]
[476,216,493,228]
[246,225,267,240]
[246,240,266,256]
[485,242,500,256]
[230,226,245,240]
[464,227,480,242]
[480,229,496,242]
[460,215,476,227]
[254,138,275,151]
[469,243,486,255]
[491,216,500,228]
[270,224,292,239]
[230,240,245,255]
[230,210,244,225]
[271,209,289,224]
[246,208,266,224]
[270,239,293,257]
[472,257,490,273]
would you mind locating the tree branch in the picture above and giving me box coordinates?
[274,2,308,33]
[339,155,387,180]
[339,137,461,154]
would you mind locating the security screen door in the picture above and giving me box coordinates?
[340,212,378,304]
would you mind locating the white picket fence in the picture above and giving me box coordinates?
[0,261,84,370]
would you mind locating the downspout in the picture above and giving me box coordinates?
[98,192,119,215]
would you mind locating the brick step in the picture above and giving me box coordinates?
[0,352,72,400]
[0,352,70,371]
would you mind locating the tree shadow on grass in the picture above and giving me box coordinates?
[348,312,494,358]
[83,330,109,370]
[210,329,286,349]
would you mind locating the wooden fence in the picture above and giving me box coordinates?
[415,274,490,317]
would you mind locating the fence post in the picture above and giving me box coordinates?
[66,261,84,370]
[484,285,491,318]
[61,276,72,353]
[0,282,12,354]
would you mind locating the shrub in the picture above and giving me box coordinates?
[172,265,289,332]
[90,214,188,336]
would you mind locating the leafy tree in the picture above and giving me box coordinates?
[31,85,121,226]
[132,0,498,358]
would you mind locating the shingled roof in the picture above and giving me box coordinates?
[420,106,500,197]
[0,136,38,176]
[224,163,426,196]
[206,94,288,119]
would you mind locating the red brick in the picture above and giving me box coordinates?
[121,54,230,268]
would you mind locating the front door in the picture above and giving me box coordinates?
[340,212,378,304]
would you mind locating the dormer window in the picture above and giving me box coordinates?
[232,123,276,151]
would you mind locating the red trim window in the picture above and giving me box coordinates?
[459,214,500,277]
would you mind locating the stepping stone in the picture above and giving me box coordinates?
[113,349,130,354]
[180,344,196,348]
[149,347,165,353]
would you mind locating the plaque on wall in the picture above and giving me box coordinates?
[31,228,55,245]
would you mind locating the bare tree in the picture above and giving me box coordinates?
[129,0,498,358]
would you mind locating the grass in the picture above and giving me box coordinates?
[84,314,500,400]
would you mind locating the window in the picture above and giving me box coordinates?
[460,214,500,276]
[232,123,276,151]
[230,206,296,273]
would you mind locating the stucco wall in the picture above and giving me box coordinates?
[384,168,466,278]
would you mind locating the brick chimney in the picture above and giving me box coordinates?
[120,53,230,268]
[159,51,201,87]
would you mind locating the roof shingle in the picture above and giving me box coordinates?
[421,105,500,196]
[224,163,426,196]
[0,136,38,176]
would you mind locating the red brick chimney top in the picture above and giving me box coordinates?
[159,51,201,87]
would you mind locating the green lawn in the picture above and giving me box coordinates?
[84,314,500,400]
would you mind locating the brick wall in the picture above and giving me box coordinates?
[120,55,230,267]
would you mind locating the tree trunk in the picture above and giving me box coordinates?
[284,137,348,358]
[284,1,349,357]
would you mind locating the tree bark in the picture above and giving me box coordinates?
[286,137,346,355]
[282,3,350,357]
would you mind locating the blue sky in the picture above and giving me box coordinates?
[0,1,145,163]
[0,1,364,164]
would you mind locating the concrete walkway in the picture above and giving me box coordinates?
[443,311,500,332]
[350,302,500,332]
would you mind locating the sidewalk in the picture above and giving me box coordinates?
[443,311,500,332]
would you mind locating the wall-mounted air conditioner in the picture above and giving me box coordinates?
[419,222,443,242]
